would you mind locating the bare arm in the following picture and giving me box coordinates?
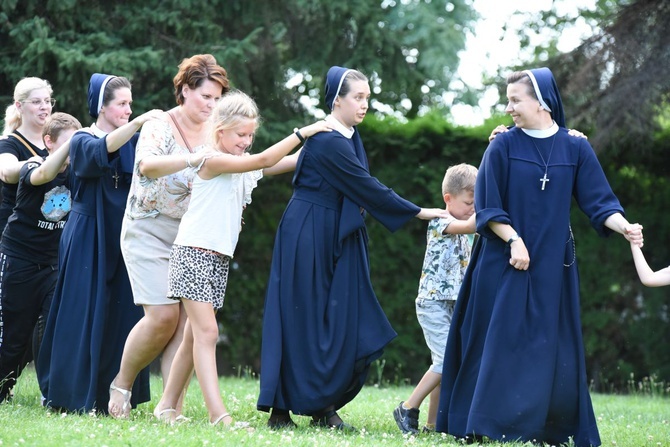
[604,213,644,246]
[105,109,163,154]
[263,150,301,176]
[199,121,331,179]
[139,153,200,179]
[444,213,476,235]
[415,208,451,220]
[0,152,24,184]
[631,244,670,287]
[29,139,72,186]
[488,221,529,270]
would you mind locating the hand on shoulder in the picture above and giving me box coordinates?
[135,109,165,127]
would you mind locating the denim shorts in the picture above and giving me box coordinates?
[415,298,456,374]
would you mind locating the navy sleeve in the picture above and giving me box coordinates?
[475,136,512,239]
[308,132,420,233]
[69,132,116,179]
[573,138,624,237]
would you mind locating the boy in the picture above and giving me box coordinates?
[393,163,478,434]
[0,112,81,403]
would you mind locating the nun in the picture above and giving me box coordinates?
[38,73,160,414]
[257,66,448,430]
[435,67,643,447]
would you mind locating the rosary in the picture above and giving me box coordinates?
[529,135,556,191]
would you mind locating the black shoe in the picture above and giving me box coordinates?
[267,408,297,430]
[422,425,435,434]
[267,418,298,429]
[310,409,357,432]
[393,401,419,434]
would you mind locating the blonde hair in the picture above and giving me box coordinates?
[3,77,53,135]
[442,163,478,196]
[209,90,261,150]
[42,112,82,143]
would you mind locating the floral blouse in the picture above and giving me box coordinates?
[125,119,205,220]
[416,216,473,301]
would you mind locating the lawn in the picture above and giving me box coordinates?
[0,367,667,446]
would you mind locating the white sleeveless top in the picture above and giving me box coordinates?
[173,168,263,257]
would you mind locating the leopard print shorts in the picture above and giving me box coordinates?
[167,244,230,310]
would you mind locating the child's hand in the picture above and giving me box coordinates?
[567,128,588,139]
[189,150,222,168]
[624,223,644,247]
[298,120,332,138]
[489,125,508,142]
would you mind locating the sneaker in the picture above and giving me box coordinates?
[422,425,436,434]
[393,401,419,434]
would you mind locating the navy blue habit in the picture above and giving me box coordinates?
[257,66,421,415]
[37,74,149,414]
[436,68,614,447]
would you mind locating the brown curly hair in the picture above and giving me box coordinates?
[173,54,230,105]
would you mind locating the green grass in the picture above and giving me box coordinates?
[0,367,668,446]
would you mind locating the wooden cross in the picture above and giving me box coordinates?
[112,170,120,189]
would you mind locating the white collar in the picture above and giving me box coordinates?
[521,121,559,139]
[325,115,354,139]
[90,123,108,138]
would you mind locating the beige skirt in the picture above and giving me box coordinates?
[121,213,181,306]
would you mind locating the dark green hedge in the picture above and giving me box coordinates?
[217,113,670,392]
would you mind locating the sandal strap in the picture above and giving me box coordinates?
[108,382,132,418]
[210,413,231,425]
[109,383,132,399]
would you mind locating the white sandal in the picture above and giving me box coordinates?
[108,382,132,418]
[210,413,232,426]
[153,406,177,424]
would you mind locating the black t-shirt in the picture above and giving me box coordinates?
[0,160,71,265]
[0,131,49,233]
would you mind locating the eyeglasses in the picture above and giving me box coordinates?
[22,98,56,107]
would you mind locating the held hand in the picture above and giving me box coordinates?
[299,120,332,138]
[623,223,644,247]
[509,239,530,270]
[489,125,509,142]
[416,208,450,220]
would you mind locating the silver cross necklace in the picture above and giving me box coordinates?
[529,135,556,191]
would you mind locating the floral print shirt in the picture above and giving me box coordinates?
[125,119,205,220]
[416,216,473,301]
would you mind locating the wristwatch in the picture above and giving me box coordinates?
[507,234,521,246]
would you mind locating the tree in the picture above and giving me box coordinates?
[0,0,477,129]
[491,0,669,157]
[550,0,670,155]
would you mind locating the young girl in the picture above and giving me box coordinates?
[631,242,670,287]
[153,90,330,426]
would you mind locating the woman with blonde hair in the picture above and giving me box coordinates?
[109,54,230,419]
[0,77,54,231]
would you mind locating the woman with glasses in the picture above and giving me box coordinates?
[0,78,55,388]
[0,77,55,232]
